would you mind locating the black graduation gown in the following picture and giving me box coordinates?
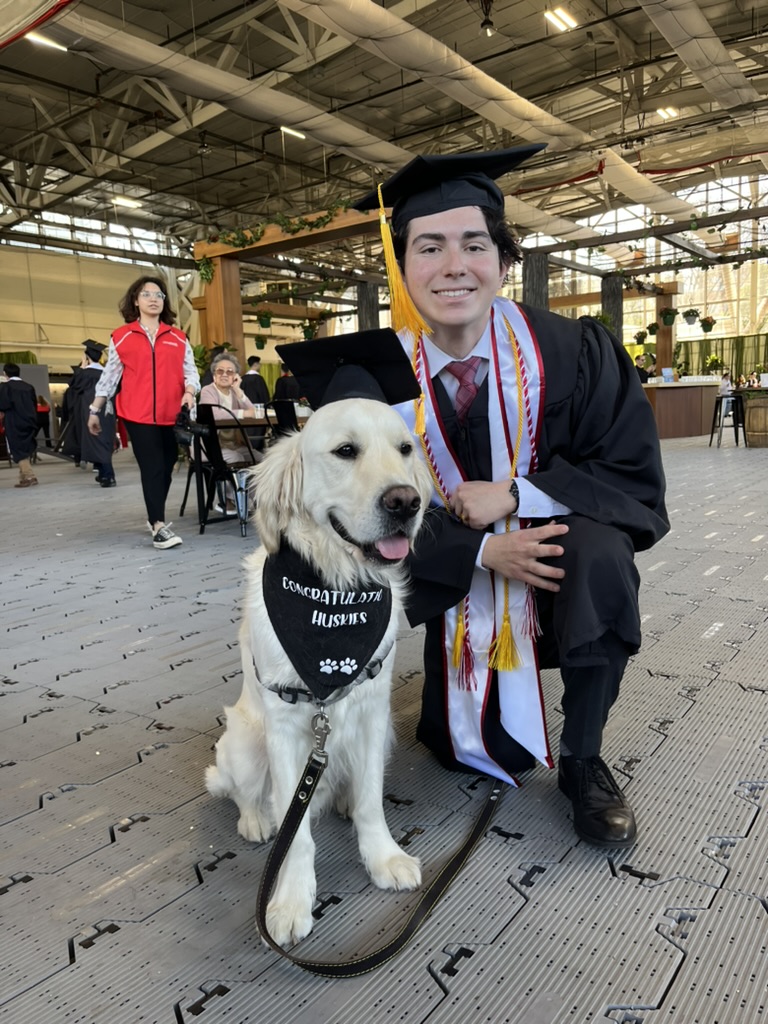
[241,372,270,405]
[406,305,669,774]
[0,379,38,460]
[61,367,115,465]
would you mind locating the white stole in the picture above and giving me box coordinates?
[397,299,551,784]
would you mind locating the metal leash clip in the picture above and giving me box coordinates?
[311,708,331,765]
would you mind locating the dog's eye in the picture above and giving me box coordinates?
[333,443,358,459]
[399,442,413,456]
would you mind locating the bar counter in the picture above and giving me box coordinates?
[642,379,719,439]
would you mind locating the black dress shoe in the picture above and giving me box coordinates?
[558,755,637,848]
[100,478,117,488]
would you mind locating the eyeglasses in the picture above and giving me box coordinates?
[214,368,236,376]
[139,290,165,300]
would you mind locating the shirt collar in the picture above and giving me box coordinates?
[421,319,491,378]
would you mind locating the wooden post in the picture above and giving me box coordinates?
[204,257,245,366]
[600,274,624,337]
[654,295,674,373]
[522,252,549,310]
[356,281,379,330]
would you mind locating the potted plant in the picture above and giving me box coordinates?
[634,330,647,344]
[254,334,267,350]
[647,321,659,335]
[659,306,678,326]
[255,308,272,328]
[682,308,700,325]
[299,320,318,340]
[592,311,613,328]
[700,315,716,333]
[705,353,723,374]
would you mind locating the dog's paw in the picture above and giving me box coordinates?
[368,851,422,892]
[338,657,358,676]
[237,807,274,843]
[264,897,314,947]
[319,659,338,674]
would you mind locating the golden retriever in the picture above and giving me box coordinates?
[205,397,433,947]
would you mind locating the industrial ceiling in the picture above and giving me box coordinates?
[2,0,768,282]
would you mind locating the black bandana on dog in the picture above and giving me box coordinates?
[263,540,393,703]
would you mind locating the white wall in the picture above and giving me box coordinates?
[0,248,186,373]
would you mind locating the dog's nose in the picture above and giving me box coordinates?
[381,486,421,522]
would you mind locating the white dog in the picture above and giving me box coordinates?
[206,397,433,947]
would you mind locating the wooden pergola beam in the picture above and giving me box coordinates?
[193,209,380,261]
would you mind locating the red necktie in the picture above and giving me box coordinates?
[445,356,482,424]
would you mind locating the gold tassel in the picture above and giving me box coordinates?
[452,602,466,669]
[377,184,431,338]
[488,608,521,671]
[415,393,426,436]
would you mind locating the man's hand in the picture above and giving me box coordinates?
[87,413,101,436]
[481,521,569,592]
[451,480,518,529]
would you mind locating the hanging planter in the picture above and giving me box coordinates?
[254,335,267,350]
[659,307,678,326]
[634,330,647,344]
[256,309,272,328]
[682,308,700,325]
[647,322,659,335]
[701,316,716,333]
[299,321,318,340]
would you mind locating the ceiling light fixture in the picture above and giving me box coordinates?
[26,31,67,52]
[197,131,212,156]
[656,107,678,120]
[280,126,306,140]
[544,7,578,31]
[112,195,142,209]
[478,0,495,37]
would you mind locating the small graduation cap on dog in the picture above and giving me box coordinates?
[353,144,546,337]
[275,328,421,411]
[82,339,106,363]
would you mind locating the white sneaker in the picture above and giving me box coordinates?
[151,523,183,549]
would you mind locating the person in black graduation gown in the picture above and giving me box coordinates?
[62,340,117,486]
[240,355,271,451]
[354,147,669,848]
[0,362,39,487]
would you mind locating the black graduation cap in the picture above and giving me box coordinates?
[353,144,546,234]
[275,329,421,411]
[82,339,106,362]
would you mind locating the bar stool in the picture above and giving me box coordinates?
[709,392,747,447]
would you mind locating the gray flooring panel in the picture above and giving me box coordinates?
[2,441,768,1023]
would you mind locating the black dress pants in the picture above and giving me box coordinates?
[124,420,178,526]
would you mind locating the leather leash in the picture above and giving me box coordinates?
[256,709,505,977]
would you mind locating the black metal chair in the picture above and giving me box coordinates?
[709,392,747,448]
[193,403,260,536]
[265,400,299,442]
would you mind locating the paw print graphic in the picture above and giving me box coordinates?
[339,658,358,676]
[319,659,339,674]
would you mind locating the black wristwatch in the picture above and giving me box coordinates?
[509,478,519,510]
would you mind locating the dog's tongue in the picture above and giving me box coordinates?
[375,535,410,561]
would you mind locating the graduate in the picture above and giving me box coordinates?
[354,146,669,847]
[63,340,117,486]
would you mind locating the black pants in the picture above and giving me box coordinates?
[418,516,640,772]
[124,421,178,526]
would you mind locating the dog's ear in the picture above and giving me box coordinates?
[252,435,304,552]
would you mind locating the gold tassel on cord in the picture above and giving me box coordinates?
[414,394,426,436]
[487,608,521,671]
[451,603,465,669]
[488,579,521,671]
[377,184,431,339]
[452,599,476,690]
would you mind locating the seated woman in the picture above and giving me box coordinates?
[199,351,262,512]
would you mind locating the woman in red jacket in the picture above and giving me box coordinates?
[88,276,200,549]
